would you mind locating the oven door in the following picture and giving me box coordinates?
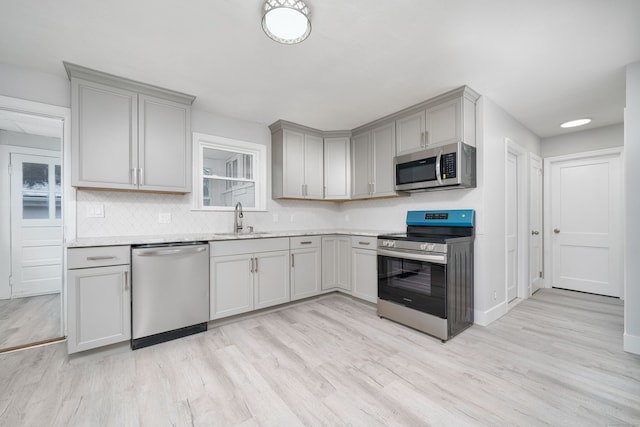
[377,250,446,318]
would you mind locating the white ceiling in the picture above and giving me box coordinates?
[1,0,639,138]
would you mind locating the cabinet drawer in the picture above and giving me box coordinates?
[351,236,377,249]
[290,235,321,249]
[210,237,289,257]
[67,246,131,269]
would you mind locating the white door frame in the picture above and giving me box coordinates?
[543,147,624,295]
[505,138,530,303]
[529,153,544,293]
[0,95,74,336]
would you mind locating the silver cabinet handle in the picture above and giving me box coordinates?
[86,256,117,261]
[425,130,429,146]
[132,168,137,186]
[291,253,295,268]
[554,229,560,234]
[531,231,540,235]
[359,241,371,246]
[254,257,258,273]
[139,168,143,186]
[300,241,313,245]
[123,271,129,291]
[250,257,254,273]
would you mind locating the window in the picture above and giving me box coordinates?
[193,132,266,211]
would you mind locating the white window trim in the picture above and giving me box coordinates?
[192,132,267,211]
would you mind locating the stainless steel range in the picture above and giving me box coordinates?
[377,210,475,342]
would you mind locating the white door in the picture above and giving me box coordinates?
[10,153,62,297]
[529,154,544,293]
[548,151,623,297]
[506,151,518,302]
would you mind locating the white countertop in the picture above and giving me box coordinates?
[66,229,401,248]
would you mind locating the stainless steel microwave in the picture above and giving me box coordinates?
[394,141,476,192]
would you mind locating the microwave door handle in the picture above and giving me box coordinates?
[435,150,444,185]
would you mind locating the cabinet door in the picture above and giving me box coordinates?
[138,95,191,192]
[351,132,372,199]
[371,122,396,197]
[321,236,351,291]
[304,134,324,199]
[396,110,426,155]
[72,79,137,189]
[336,237,351,291]
[291,247,321,301]
[254,250,290,309]
[324,137,350,199]
[426,98,461,147]
[210,254,254,320]
[351,248,378,303]
[67,265,131,354]
[282,129,305,197]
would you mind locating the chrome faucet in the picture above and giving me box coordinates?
[234,202,243,234]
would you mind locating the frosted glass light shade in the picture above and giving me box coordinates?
[262,0,311,44]
[560,118,592,128]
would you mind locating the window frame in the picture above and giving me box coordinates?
[192,132,267,211]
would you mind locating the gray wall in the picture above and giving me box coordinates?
[541,123,623,158]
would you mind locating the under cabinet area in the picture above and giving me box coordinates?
[351,236,378,303]
[209,238,290,320]
[290,236,322,300]
[395,86,479,155]
[322,235,351,292]
[65,62,195,193]
[66,245,131,354]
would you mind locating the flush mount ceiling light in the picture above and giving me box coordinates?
[262,0,311,44]
[560,118,592,128]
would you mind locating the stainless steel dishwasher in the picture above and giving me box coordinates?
[131,241,209,349]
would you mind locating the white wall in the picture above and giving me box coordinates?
[624,62,640,355]
[340,97,541,325]
[541,124,623,158]
[0,62,70,108]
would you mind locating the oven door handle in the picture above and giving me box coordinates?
[377,248,447,265]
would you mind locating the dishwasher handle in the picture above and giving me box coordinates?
[133,246,207,257]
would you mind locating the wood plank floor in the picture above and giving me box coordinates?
[0,293,62,351]
[1,288,639,426]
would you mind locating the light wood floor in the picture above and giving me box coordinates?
[0,293,62,351]
[1,288,639,426]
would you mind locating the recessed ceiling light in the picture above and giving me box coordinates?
[560,118,592,128]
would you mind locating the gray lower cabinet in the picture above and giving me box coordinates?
[351,236,378,303]
[290,236,322,301]
[322,235,351,291]
[210,238,290,320]
[66,246,131,354]
[66,62,194,193]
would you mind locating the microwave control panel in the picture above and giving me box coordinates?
[441,152,457,179]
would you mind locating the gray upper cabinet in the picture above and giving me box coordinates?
[271,121,324,199]
[323,135,351,200]
[395,86,480,156]
[65,62,195,193]
[351,122,396,199]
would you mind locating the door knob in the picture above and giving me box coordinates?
[554,229,560,234]
[531,230,539,235]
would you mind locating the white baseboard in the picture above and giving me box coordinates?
[474,301,507,326]
[624,333,640,355]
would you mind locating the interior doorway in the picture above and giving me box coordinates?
[0,96,71,352]
[544,148,623,298]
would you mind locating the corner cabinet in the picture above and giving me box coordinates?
[322,235,351,292]
[66,245,131,354]
[323,135,351,200]
[290,236,322,300]
[65,62,195,193]
[396,86,479,156]
[210,238,290,320]
[271,121,324,199]
[351,122,397,199]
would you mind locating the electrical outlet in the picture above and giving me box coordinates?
[86,204,105,218]
[158,213,171,224]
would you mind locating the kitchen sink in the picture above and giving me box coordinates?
[214,232,273,238]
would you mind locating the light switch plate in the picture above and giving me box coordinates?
[86,204,105,218]
[158,213,172,224]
